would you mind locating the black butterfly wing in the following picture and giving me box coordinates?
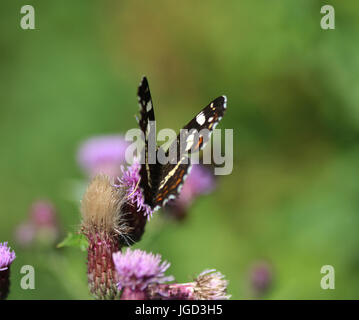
[152,95,227,209]
[182,95,227,152]
[137,76,161,207]
[138,76,155,127]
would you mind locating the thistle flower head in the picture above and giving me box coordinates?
[81,174,128,237]
[0,242,16,272]
[193,269,230,300]
[77,135,129,178]
[116,159,154,219]
[113,248,174,291]
[80,175,131,299]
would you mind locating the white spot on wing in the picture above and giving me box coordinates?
[146,101,152,112]
[196,112,206,125]
[222,95,227,109]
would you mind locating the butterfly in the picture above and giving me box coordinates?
[137,76,227,211]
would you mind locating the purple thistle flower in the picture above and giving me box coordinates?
[77,135,129,178]
[0,242,15,272]
[116,159,154,219]
[0,242,16,300]
[113,248,174,293]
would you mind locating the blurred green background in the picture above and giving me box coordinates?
[1,0,359,299]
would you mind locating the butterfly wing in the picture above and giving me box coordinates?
[137,76,161,207]
[137,76,227,211]
[138,76,155,127]
[152,95,227,209]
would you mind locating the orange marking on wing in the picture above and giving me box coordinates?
[169,171,185,191]
[156,188,170,201]
[194,136,204,150]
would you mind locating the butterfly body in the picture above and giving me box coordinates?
[137,76,227,211]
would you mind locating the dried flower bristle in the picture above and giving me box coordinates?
[193,269,230,300]
[81,175,129,299]
[81,175,129,237]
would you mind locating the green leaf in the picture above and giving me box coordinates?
[57,232,88,252]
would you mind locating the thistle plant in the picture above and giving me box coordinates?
[112,248,230,300]
[80,175,124,299]
[0,242,16,300]
[113,248,174,300]
[79,158,230,299]
[80,158,150,299]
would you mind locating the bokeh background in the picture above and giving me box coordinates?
[1,0,359,299]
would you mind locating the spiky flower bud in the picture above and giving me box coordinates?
[0,242,16,300]
[81,168,150,299]
[81,175,128,299]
